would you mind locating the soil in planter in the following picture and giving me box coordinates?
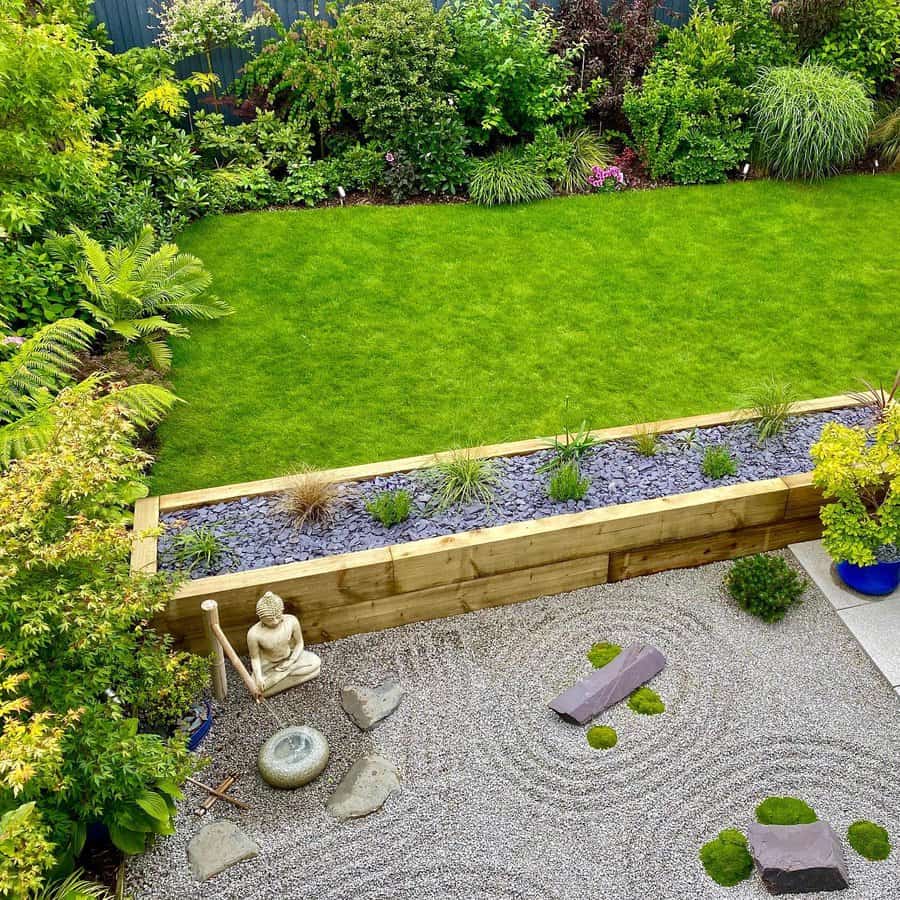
[158,407,870,579]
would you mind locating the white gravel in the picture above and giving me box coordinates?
[127,555,900,899]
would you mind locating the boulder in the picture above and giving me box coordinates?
[549,642,666,724]
[188,820,259,883]
[746,822,850,895]
[341,679,404,730]
[258,724,330,789]
[327,755,400,821]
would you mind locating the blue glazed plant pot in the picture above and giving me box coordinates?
[835,560,900,596]
[183,700,213,752]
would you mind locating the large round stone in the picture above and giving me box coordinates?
[258,725,329,789]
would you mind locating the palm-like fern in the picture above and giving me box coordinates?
[0,318,179,464]
[74,225,232,371]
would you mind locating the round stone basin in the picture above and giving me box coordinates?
[258,725,329,789]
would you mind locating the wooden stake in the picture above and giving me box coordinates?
[186,776,250,811]
[195,774,236,816]
[201,599,228,701]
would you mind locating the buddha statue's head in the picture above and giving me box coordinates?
[256,591,285,628]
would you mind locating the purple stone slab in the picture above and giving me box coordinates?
[548,642,666,724]
[746,823,849,895]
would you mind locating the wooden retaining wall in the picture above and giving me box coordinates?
[133,396,852,653]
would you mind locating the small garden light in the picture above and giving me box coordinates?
[337,185,346,206]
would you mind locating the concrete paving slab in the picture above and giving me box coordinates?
[837,598,900,687]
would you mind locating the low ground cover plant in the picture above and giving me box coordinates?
[755,796,818,825]
[699,828,753,887]
[701,445,738,479]
[628,686,665,715]
[365,489,412,527]
[847,820,891,860]
[587,642,622,668]
[726,554,806,622]
[586,725,618,749]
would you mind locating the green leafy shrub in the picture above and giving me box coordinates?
[280,160,331,207]
[0,389,205,880]
[744,377,798,441]
[755,796,818,825]
[699,828,753,887]
[624,10,752,184]
[713,0,798,86]
[365,489,413,527]
[702,445,738,479]
[469,149,552,205]
[726,554,806,622]
[752,63,873,179]
[847,820,891,861]
[428,450,499,510]
[526,126,613,193]
[813,0,900,95]
[811,406,900,566]
[445,0,584,145]
[586,725,618,749]
[548,462,590,502]
[628,686,665,715]
[587,641,622,668]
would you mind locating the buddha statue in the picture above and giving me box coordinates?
[246,592,321,698]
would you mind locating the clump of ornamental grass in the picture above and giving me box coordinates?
[699,829,753,887]
[427,450,499,510]
[628,686,665,715]
[548,461,590,502]
[171,525,231,572]
[869,100,900,170]
[744,377,798,442]
[701,445,738,479]
[586,725,618,750]
[756,796,817,826]
[469,148,552,206]
[557,128,614,194]
[632,425,661,457]
[365,489,412,527]
[847,821,891,861]
[279,465,344,529]
[587,641,622,668]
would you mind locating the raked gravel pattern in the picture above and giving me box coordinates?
[160,407,870,578]
[127,556,900,900]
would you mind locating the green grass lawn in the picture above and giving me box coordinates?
[152,175,900,494]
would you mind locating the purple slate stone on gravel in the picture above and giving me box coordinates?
[548,642,666,724]
[746,822,849,895]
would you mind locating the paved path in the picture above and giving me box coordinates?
[791,540,900,695]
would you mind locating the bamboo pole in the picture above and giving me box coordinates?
[201,599,228,701]
[210,621,260,700]
[186,776,250,811]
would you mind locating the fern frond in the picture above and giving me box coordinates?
[105,383,180,428]
[162,295,233,320]
[0,397,55,465]
[143,337,174,372]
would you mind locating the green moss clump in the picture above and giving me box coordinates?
[755,796,817,826]
[699,828,753,887]
[847,820,891,861]
[627,686,665,715]
[586,725,617,750]
[587,641,621,668]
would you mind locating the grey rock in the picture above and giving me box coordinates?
[746,822,849,895]
[341,679,404,730]
[187,820,259,883]
[258,725,329,789]
[549,642,666,725]
[326,754,400,820]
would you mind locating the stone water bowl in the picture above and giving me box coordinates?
[258,725,330,789]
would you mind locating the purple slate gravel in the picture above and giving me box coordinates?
[158,407,871,579]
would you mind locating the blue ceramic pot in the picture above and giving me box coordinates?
[185,700,213,751]
[836,559,900,596]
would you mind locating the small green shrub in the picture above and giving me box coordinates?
[632,426,660,457]
[756,796,818,825]
[702,445,738,479]
[847,820,891,861]
[752,63,873,180]
[744,378,798,442]
[171,526,229,572]
[365,489,412,527]
[548,461,590,502]
[586,725,618,750]
[726,554,806,622]
[428,450,499,509]
[628,686,665,715]
[699,828,753,887]
[587,641,622,668]
[469,149,551,206]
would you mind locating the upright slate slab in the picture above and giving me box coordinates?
[549,642,666,724]
[746,822,850,895]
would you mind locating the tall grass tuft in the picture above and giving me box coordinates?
[557,128,614,194]
[744,377,798,442]
[469,149,552,206]
[869,100,900,170]
[752,63,873,180]
[280,465,344,529]
[428,450,499,509]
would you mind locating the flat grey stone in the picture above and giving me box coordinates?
[326,755,400,821]
[258,725,329,789]
[549,642,666,724]
[341,679,404,730]
[746,822,849,895]
[187,820,259,883]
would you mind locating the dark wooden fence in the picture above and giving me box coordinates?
[92,0,694,91]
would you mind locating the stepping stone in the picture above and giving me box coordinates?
[341,679,404,730]
[258,725,330,789]
[746,822,849,895]
[326,755,400,821]
[549,642,666,725]
[187,820,259,883]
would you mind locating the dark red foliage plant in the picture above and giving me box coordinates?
[555,0,662,127]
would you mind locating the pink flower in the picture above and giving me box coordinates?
[385,152,396,164]
[2,335,25,346]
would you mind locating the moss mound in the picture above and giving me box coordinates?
[627,686,665,715]
[586,725,618,750]
[699,828,753,887]
[847,820,891,861]
[587,642,621,668]
[755,796,817,826]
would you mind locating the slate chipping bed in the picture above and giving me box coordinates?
[159,407,870,578]
[127,557,900,899]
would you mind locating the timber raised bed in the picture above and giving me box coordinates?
[133,395,858,653]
